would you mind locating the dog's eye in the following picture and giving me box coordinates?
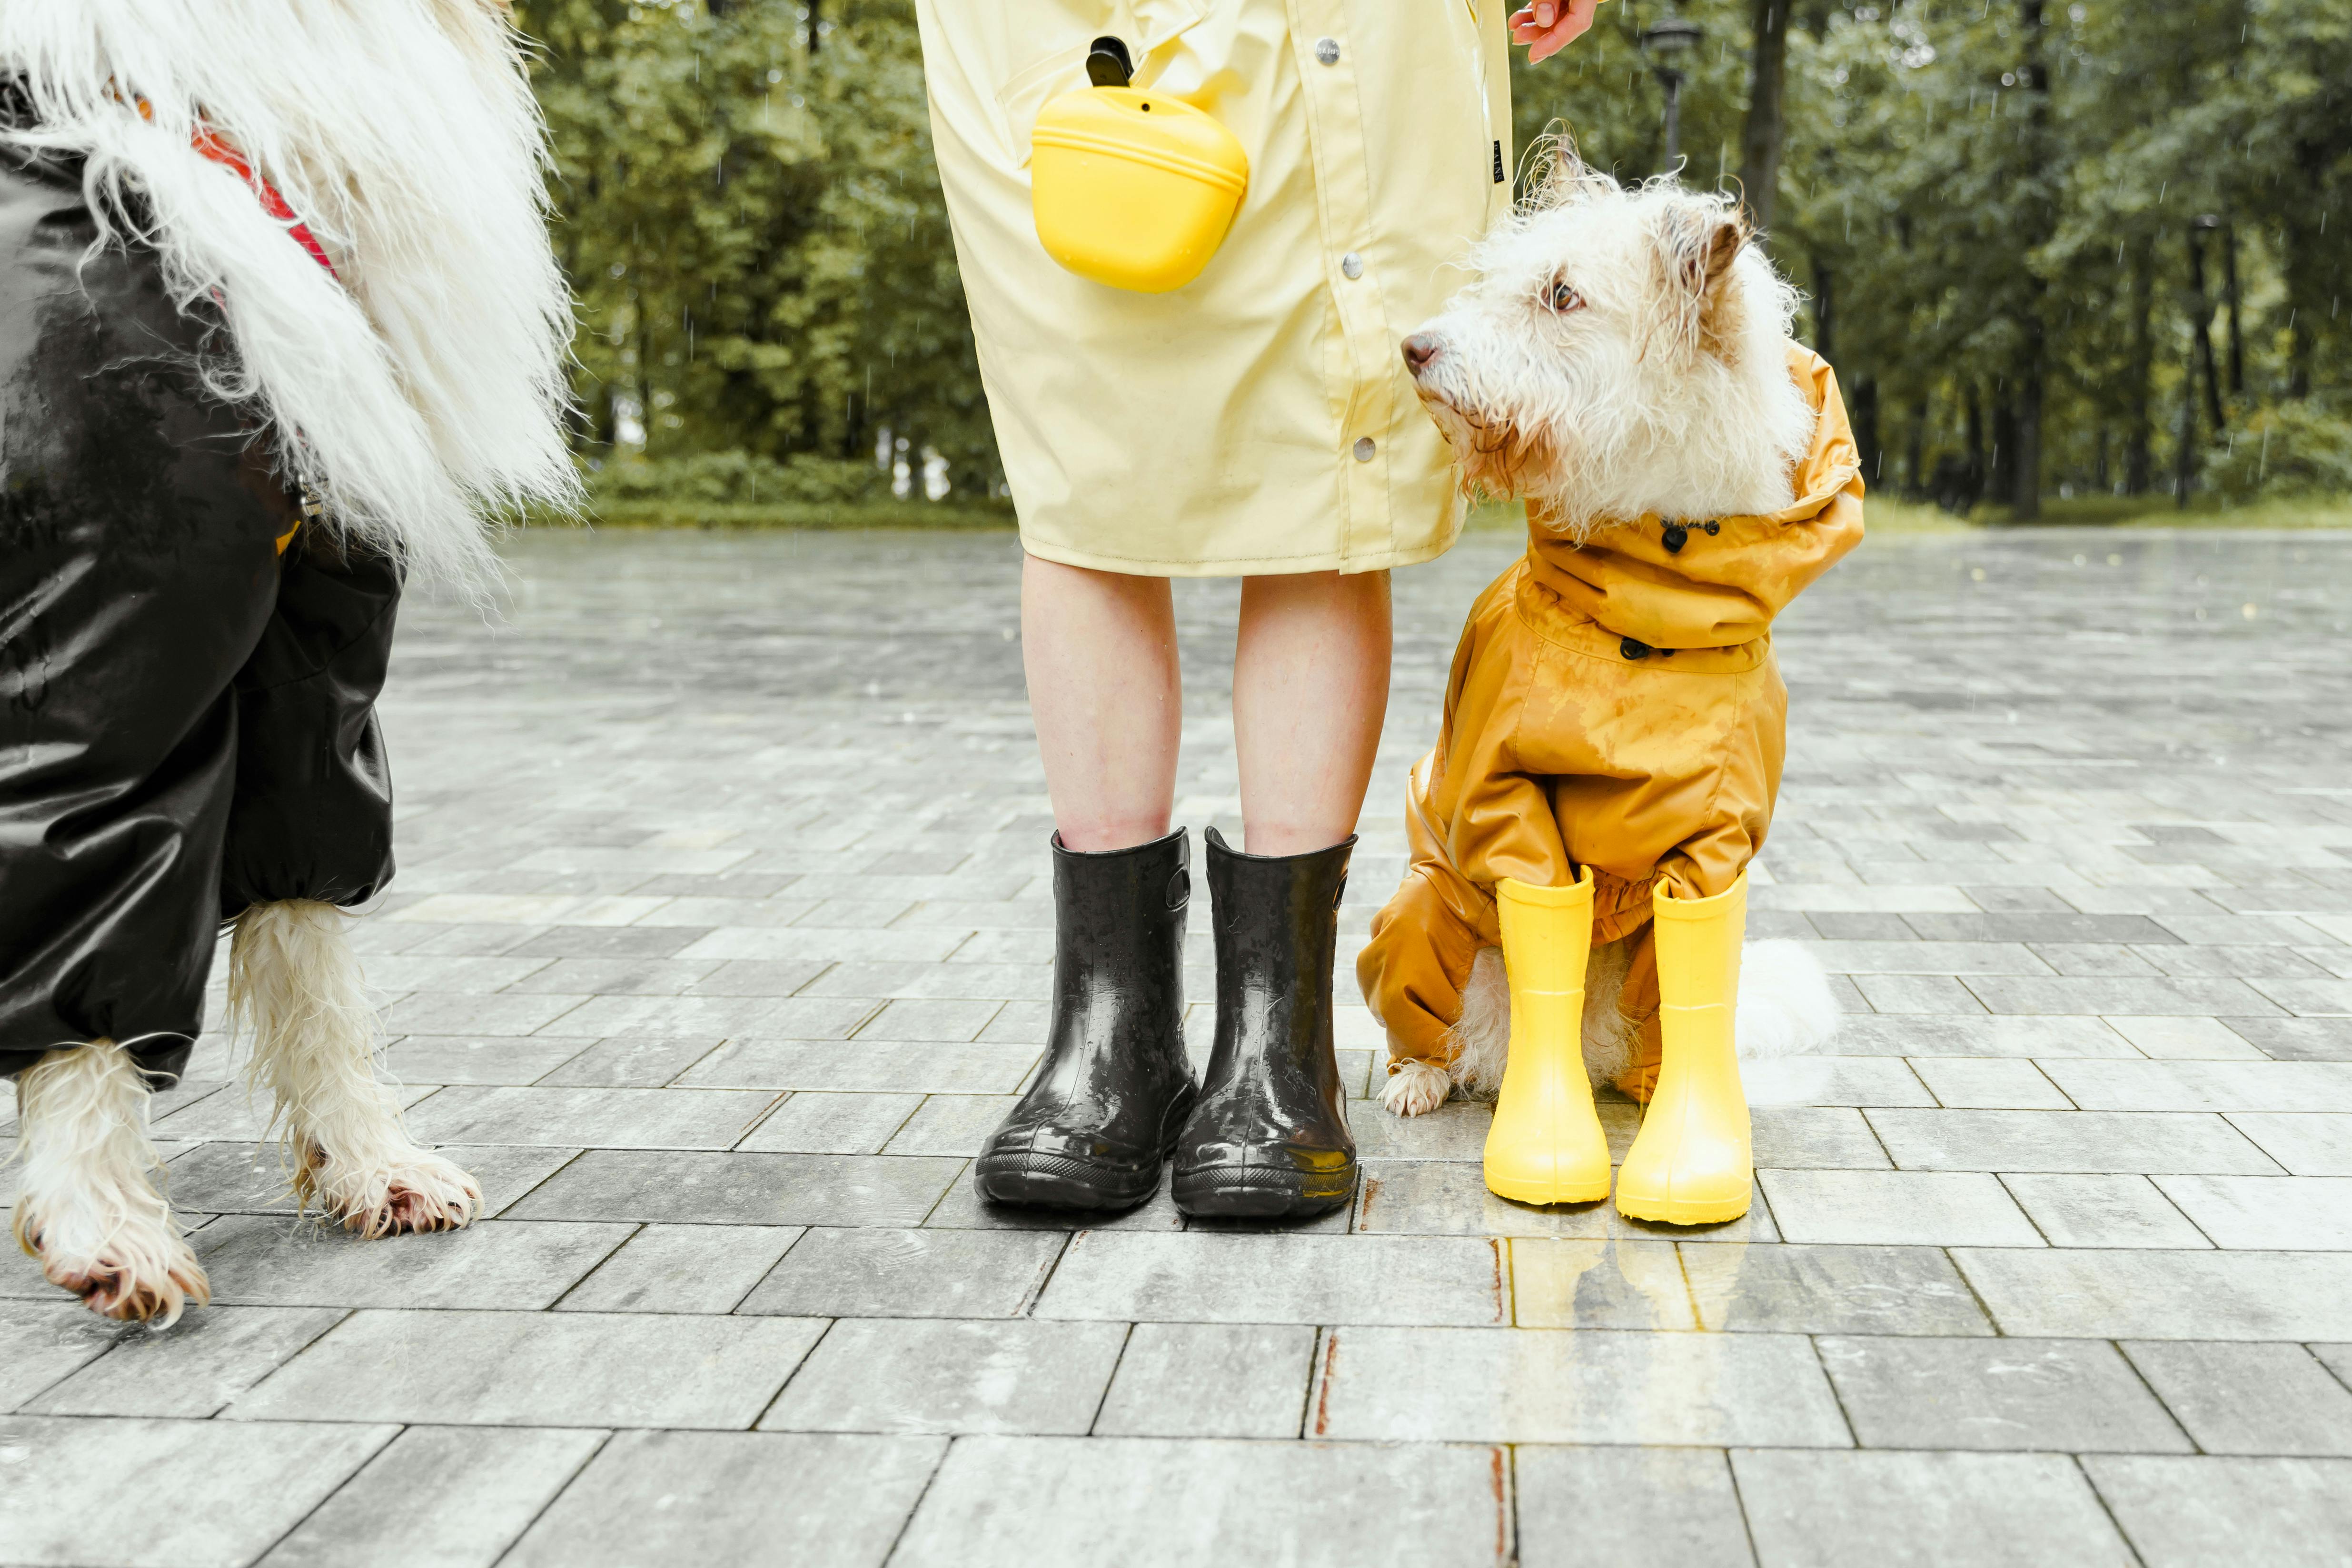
[1548,280,1584,313]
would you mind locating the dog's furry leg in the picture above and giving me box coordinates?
[11,1040,209,1324]
[229,900,481,1237]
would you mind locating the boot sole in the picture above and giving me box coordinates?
[975,1151,1161,1211]
[1171,1163,1356,1219]
[1614,1191,1752,1226]
[1485,1171,1610,1206]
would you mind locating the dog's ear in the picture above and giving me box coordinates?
[1527,125,1609,211]
[1649,198,1750,358]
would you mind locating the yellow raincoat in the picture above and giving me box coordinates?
[913,0,1512,575]
[1358,346,1865,1098]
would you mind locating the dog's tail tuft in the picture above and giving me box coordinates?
[1736,939,1840,1061]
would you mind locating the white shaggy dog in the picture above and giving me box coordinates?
[3,0,573,1323]
[1377,143,1841,1118]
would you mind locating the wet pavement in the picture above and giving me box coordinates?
[7,523,2352,1566]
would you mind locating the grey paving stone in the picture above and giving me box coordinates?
[1855,974,1989,1015]
[921,1165,1187,1231]
[1830,1013,2135,1059]
[0,1413,395,1568]
[504,1149,961,1226]
[1092,1323,1317,1439]
[501,956,724,995]
[22,1305,343,1417]
[883,1093,1020,1155]
[678,960,840,999]
[1806,940,2052,975]
[1759,1169,2044,1246]
[2000,1174,2215,1248]
[0,1301,118,1411]
[531,1034,727,1086]
[1905,912,2184,945]
[2232,1017,2352,1061]
[739,1090,923,1153]
[1753,1105,1894,1168]
[1680,1243,1993,1335]
[1908,1057,2073,1109]
[260,1425,606,1568]
[1034,1232,1506,1326]
[384,991,593,1037]
[1741,1056,1938,1108]
[2084,1455,2352,1568]
[556,1223,804,1312]
[761,1317,1127,1435]
[1356,1159,1777,1242]
[1515,1446,1757,1568]
[1864,1109,2279,1174]
[182,1212,627,1310]
[2227,1113,2352,1175]
[739,1226,1062,1318]
[1955,1249,2352,1340]
[402,1085,779,1148]
[1511,1238,1698,1329]
[1966,975,2285,1017]
[678,1037,1039,1093]
[504,1430,943,1568]
[1313,1325,1848,1446]
[893,1434,1508,1568]
[2107,1014,2271,1059]
[1732,1448,2135,1567]
[2124,1341,2352,1457]
[161,1141,571,1220]
[381,1034,595,1084]
[2039,1059,2352,1112]
[1817,1335,2190,1453]
[229,1309,824,1428]
[2154,1176,2352,1249]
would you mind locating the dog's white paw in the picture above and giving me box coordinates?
[13,1184,210,1326]
[302,1141,483,1239]
[1380,1058,1454,1117]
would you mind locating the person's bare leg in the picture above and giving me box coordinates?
[1233,570,1392,855]
[1022,553,1181,851]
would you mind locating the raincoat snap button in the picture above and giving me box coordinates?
[1662,522,1688,554]
[1315,37,1341,64]
[1341,251,1363,279]
[1704,520,1721,535]
[1353,437,1376,461]
[1620,636,1653,660]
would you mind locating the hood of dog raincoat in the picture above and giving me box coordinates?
[1525,344,1865,651]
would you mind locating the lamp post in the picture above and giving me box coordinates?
[1639,12,1704,175]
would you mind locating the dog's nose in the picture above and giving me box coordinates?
[1400,334,1441,377]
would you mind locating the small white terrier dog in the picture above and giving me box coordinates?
[1377,141,1841,1117]
[14,910,482,1322]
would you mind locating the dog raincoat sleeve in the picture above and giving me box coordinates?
[913,0,1514,576]
[1357,345,1864,1093]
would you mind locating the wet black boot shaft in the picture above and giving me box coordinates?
[974,830,1196,1210]
[1172,829,1359,1218]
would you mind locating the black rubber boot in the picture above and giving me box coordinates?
[974,829,1197,1210]
[1171,828,1359,1218]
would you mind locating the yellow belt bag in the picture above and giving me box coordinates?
[1030,37,1249,294]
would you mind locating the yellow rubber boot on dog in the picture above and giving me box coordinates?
[1484,872,1610,1205]
[1615,874,1753,1225]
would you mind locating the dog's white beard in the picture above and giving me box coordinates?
[0,0,579,593]
[1381,937,1839,1116]
[229,900,480,1237]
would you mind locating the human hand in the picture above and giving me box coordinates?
[1510,0,1601,63]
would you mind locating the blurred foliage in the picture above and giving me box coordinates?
[519,0,2350,514]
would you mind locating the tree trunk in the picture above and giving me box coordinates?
[2221,223,2244,396]
[2123,238,2155,494]
[2185,225,2224,436]
[1738,0,1793,231]
[1852,375,1881,486]
[1905,393,1928,497]
[2009,0,2052,521]
[1812,257,1835,365]
[1989,395,2016,511]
